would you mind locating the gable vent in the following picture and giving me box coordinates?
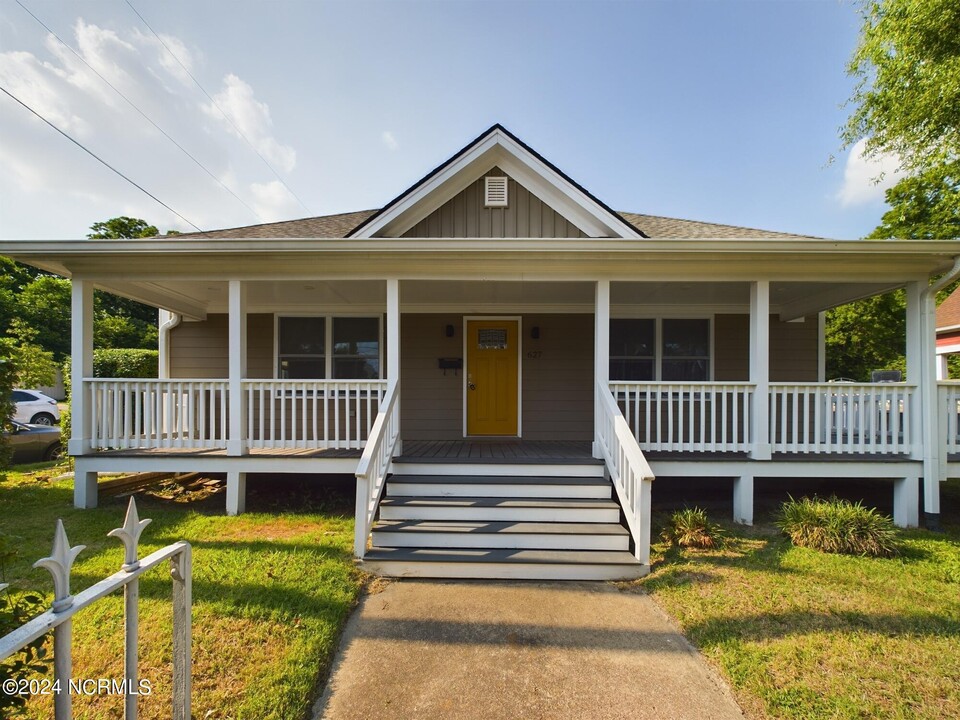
[484,176,509,207]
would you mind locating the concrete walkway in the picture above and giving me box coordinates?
[314,580,744,720]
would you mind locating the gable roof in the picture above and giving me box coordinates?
[348,124,645,239]
[172,209,815,240]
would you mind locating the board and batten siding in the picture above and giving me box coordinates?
[714,314,819,382]
[168,314,274,379]
[401,167,588,239]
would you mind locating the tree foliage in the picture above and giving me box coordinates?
[867,161,960,240]
[87,216,159,239]
[844,0,960,174]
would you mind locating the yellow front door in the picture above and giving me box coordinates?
[466,320,519,436]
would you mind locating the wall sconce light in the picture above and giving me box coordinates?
[530,326,540,340]
[445,324,455,338]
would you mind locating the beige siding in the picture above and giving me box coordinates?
[400,314,594,441]
[714,314,819,382]
[521,315,594,441]
[400,314,464,439]
[402,167,587,239]
[169,314,273,379]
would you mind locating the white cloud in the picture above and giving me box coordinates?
[837,138,903,207]
[250,180,300,222]
[381,130,399,151]
[0,19,301,238]
[203,74,296,173]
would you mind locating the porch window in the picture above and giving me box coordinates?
[610,319,655,381]
[278,317,326,379]
[332,317,380,379]
[277,316,381,379]
[610,318,710,381]
[661,319,710,381]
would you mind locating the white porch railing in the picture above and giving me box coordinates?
[244,380,387,450]
[0,498,191,720]
[770,383,915,455]
[939,382,960,456]
[595,381,654,565]
[610,382,754,452]
[88,379,228,450]
[354,380,400,560]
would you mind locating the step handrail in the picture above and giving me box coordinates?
[596,381,655,565]
[354,379,400,559]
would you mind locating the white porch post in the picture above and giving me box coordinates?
[386,278,401,455]
[227,281,247,459]
[906,281,924,460]
[749,281,771,459]
[593,280,611,459]
[893,475,920,528]
[226,471,247,516]
[733,474,754,525]
[921,285,942,524]
[71,278,97,508]
[937,353,949,381]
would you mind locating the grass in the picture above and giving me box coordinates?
[626,486,960,720]
[0,463,366,720]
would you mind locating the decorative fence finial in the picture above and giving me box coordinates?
[33,519,85,613]
[108,497,152,571]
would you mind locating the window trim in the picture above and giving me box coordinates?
[274,313,384,380]
[609,316,714,381]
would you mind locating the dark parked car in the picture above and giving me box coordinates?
[4,421,63,464]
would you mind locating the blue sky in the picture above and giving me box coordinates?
[0,0,901,240]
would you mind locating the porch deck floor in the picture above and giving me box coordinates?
[94,447,363,458]
[396,440,599,464]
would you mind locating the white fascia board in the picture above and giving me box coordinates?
[937,343,960,355]
[348,128,641,239]
[936,323,960,333]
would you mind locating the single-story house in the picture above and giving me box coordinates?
[4,124,960,580]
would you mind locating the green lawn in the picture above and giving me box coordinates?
[1,464,365,720]
[631,482,960,720]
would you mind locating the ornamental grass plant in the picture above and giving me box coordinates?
[777,495,899,557]
[662,506,724,549]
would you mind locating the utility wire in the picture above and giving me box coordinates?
[0,84,204,233]
[124,0,312,215]
[15,0,263,223]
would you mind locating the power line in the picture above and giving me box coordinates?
[15,0,263,223]
[124,0,312,215]
[0,84,204,233]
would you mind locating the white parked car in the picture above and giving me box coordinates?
[11,389,61,426]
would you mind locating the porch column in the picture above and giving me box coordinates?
[937,353,949,381]
[733,474,754,525]
[749,281,771,459]
[907,281,946,530]
[71,278,96,508]
[906,281,924,460]
[893,476,920,528]
[226,471,247,516]
[386,278,401,454]
[593,280,611,459]
[227,280,247,458]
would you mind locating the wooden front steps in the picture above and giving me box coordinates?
[363,463,646,580]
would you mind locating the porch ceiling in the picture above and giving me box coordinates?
[93,278,900,321]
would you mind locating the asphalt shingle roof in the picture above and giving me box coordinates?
[171,209,816,240]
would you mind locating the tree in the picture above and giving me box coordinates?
[87,216,159,239]
[867,160,960,240]
[825,162,960,380]
[844,0,960,175]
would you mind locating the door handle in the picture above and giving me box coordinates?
[468,383,476,391]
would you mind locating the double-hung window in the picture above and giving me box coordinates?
[277,316,381,379]
[610,318,710,381]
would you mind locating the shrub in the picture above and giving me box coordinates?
[777,495,899,557]
[91,349,159,378]
[662,507,724,549]
[0,534,51,715]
